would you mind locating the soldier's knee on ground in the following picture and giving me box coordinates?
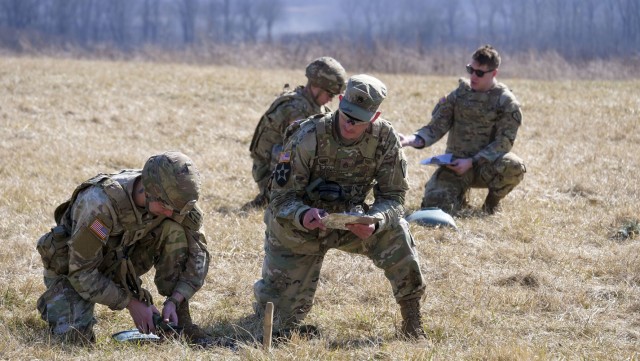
[495,155,526,183]
[421,190,459,214]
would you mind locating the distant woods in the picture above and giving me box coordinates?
[0,0,638,76]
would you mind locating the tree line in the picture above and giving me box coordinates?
[0,0,638,61]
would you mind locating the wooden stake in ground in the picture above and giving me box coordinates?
[263,302,274,350]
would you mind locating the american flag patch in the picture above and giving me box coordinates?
[89,218,109,241]
[279,151,291,163]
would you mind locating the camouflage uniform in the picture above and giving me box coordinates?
[414,78,526,214]
[249,85,332,199]
[247,57,346,207]
[253,75,426,336]
[36,152,209,342]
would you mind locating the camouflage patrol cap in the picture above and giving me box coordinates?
[305,57,347,95]
[142,151,201,216]
[339,74,387,122]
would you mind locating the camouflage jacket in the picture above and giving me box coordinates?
[249,85,331,187]
[415,78,522,163]
[269,112,409,234]
[57,170,209,310]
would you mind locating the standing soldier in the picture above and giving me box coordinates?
[254,74,427,340]
[36,151,212,346]
[400,45,526,215]
[245,57,347,209]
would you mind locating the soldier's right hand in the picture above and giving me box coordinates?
[398,133,424,148]
[302,208,327,231]
[126,297,160,334]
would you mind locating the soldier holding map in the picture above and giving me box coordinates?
[253,74,427,340]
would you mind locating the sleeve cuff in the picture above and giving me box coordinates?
[413,134,427,149]
[173,283,197,302]
[370,212,387,233]
[109,291,131,311]
[293,205,312,231]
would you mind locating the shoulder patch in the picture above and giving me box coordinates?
[274,162,292,187]
[89,218,109,241]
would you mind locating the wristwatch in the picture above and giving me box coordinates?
[163,296,181,308]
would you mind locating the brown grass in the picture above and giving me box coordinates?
[1,56,639,360]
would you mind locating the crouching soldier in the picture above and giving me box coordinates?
[36,151,212,346]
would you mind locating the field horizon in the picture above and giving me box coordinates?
[1,55,639,360]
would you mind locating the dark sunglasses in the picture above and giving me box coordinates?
[466,64,495,78]
[341,110,368,125]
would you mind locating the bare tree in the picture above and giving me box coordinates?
[237,0,262,43]
[104,0,128,48]
[142,0,160,44]
[0,0,38,29]
[258,0,284,44]
[177,0,198,44]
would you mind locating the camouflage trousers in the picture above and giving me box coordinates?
[253,218,426,329]
[37,220,191,339]
[421,152,526,214]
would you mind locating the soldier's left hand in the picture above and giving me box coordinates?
[346,223,375,240]
[447,158,473,175]
[162,300,178,325]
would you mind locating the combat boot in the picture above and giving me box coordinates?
[399,298,426,340]
[482,192,502,214]
[176,300,215,348]
[53,326,96,346]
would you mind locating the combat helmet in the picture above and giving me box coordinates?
[305,57,347,95]
[142,151,201,218]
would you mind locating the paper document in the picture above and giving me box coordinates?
[321,213,383,230]
[420,153,454,166]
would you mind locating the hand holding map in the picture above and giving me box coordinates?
[321,212,383,230]
[420,153,454,166]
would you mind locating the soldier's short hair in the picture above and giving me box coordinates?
[472,45,501,69]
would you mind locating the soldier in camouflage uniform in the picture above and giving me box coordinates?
[400,45,526,215]
[253,74,427,340]
[36,151,212,346]
[245,57,347,209]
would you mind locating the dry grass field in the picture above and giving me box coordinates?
[0,56,639,360]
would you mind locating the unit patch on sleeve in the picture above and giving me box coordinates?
[274,162,291,187]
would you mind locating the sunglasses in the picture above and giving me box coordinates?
[466,64,495,78]
[341,110,368,125]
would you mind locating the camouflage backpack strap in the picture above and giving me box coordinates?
[98,171,157,306]
[53,173,112,224]
[249,88,300,152]
[454,78,469,99]
[315,115,336,180]
[99,171,137,233]
[359,119,383,160]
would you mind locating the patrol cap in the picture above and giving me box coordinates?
[339,74,387,122]
[142,151,201,219]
